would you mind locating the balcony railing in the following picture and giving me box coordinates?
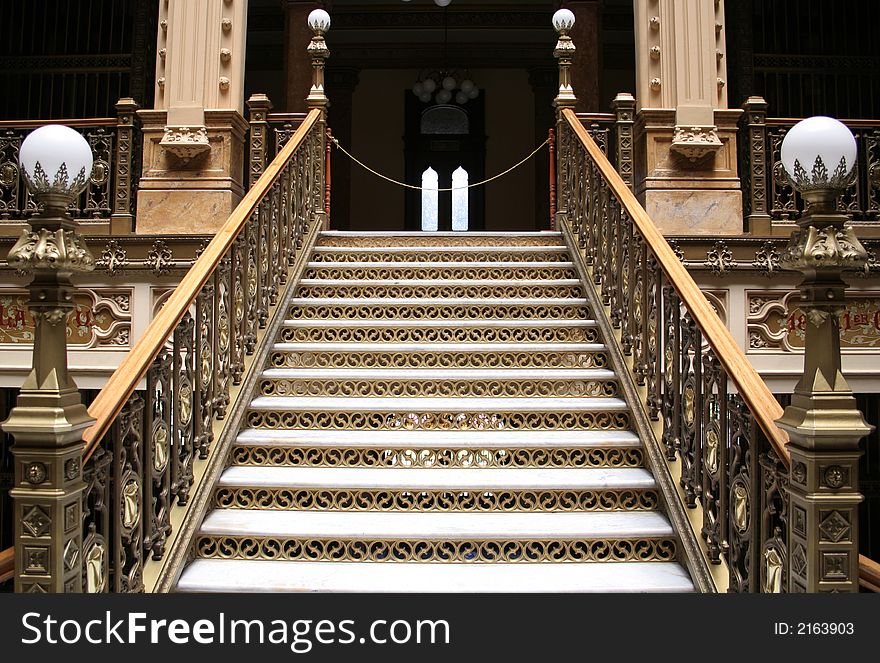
[0,99,140,235]
[741,96,880,230]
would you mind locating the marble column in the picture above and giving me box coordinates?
[633,0,742,235]
[284,1,323,112]
[564,0,601,112]
[136,0,249,234]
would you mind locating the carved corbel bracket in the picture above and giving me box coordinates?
[160,125,211,162]
[670,125,723,163]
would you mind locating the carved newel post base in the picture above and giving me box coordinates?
[3,204,96,593]
[776,190,873,593]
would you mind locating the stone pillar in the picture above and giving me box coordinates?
[326,67,359,230]
[284,1,323,113]
[563,1,601,112]
[633,0,742,235]
[136,0,249,234]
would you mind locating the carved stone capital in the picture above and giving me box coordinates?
[308,35,330,61]
[670,125,723,162]
[781,224,869,272]
[159,125,211,161]
[7,227,95,274]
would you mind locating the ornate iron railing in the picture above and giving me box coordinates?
[73,108,325,593]
[741,97,880,228]
[559,107,793,592]
[560,107,880,592]
[0,99,140,234]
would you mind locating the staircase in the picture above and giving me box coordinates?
[176,231,694,592]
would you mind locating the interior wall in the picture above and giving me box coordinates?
[349,68,536,231]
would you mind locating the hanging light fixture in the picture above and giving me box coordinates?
[410,1,479,106]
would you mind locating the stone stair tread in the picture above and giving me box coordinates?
[320,231,563,237]
[178,559,693,593]
[199,509,674,539]
[248,396,628,411]
[235,429,641,447]
[217,466,656,490]
[272,342,604,352]
[289,297,589,306]
[177,560,694,593]
[261,368,617,380]
[282,319,596,328]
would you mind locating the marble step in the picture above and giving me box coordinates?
[234,428,642,448]
[310,246,571,263]
[198,509,675,540]
[216,466,656,490]
[268,342,610,370]
[249,396,628,412]
[303,262,578,281]
[295,279,583,300]
[258,368,619,399]
[176,559,696,593]
[287,298,591,320]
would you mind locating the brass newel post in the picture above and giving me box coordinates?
[110,97,139,235]
[247,93,273,188]
[612,92,636,192]
[306,8,331,230]
[3,125,96,592]
[552,9,577,232]
[742,96,771,235]
[775,117,873,593]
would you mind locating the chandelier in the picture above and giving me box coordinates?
[409,0,479,106]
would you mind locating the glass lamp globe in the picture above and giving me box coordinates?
[422,78,437,93]
[442,76,456,91]
[419,92,432,103]
[19,124,93,200]
[552,8,575,33]
[467,88,479,100]
[460,79,474,93]
[455,91,469,105]
[780,116,857,192]
[436,89,452,104]
[413,81,424,96]
[307,9,331,34]
[434,0,452,7]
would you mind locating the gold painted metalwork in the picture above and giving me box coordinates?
[279,325,599,344]
[270,350,608,370]
[196,536,676,563]
[214,487,660,513]
[245,410,630,432]
[304,266,578,280]
[310,249,570,263]
[230,445,642,469]
[296,284,584,299]
[287,302,592,321]
[776,181,873,592]
[258,377,617,399]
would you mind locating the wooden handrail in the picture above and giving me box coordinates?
[860,554,880,592]
[562,108,791,465]
[0,546,12,583]
[81,109,322,459]
[0,118,115,129]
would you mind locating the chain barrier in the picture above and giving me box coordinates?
[329,135,551,192]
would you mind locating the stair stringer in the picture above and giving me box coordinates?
[559,217,718,593]
[152,215,325,593]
